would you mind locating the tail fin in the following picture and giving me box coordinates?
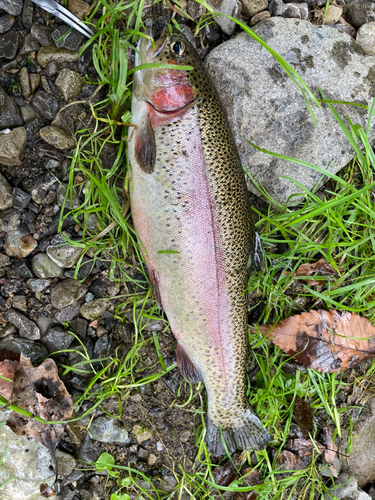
[205,408,270,456]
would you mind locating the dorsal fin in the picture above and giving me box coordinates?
[176,342,203,384]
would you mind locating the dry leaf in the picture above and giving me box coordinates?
[293,396,314,438]
[285,438,325,457]
[6,355,74,477]
[293,259,341,286]
[235,469,263,500]
[253,309,375,373]
[0,359,18,400]
[40,483,55,497]
[316,416,338,465]
[273,450,305,471]
[212,453,241,486]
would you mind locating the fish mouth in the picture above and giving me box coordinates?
[146,97,200,116]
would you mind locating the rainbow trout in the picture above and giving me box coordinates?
[128,28,270,455]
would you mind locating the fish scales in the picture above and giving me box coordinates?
[128,28,269,455]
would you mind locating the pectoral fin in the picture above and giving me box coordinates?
[135,113,156,174]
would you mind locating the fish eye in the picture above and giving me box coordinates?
[170,40,185,56]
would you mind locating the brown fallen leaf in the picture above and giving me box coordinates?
[293,396,314,438]
[235,469,263,500]
[40,483,55,497]
[212,453,241,486]
[292,258,342,286]
[273,450,305,471]
[6,355,74,478]
[315,416,338,466]
[285,438,325,457]
[0,359,18,400]
[253,309,375,373]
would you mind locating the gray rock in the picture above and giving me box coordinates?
[0,0,22,15]
[40,125,76,150]
[357,21,375,55]
[0,173,13,210]
[45,60,59,77]
[338,0,375,29]
[69,317,87,337]
[14,259,33,278]
[187,0,206,18]
[41,325,73,353]
[241,0,267,17]
[40,75,51,94]
[85,292,94,302]
[0,423,55,500]
[329,23,356,38]
[56,183,80,209]
[326,474,371,500]
[37,45,79,68]
[205,18,375,204]
[45,159,60,169]
[78,434,100,463]
[6,309,40,340]
[19,66,31,98]
[0,334,47,362]
[47,243,82,268]
[31,91,59,121]
[0,253,11,267]
[31,253,65,278]
[0,30,19,58]
[348,397,375,487]
[0,14,15,34]
[0,322,17,338]
[0,128,26,166]
[30,172,55,205]
[207,0,242,35]
[51,24,85,51]
[12,187,31,209]
[12,295,27,313]
[55,449,76,479]
[22,0,33,30]
[36,316,55,336]
[269,0,307,18]
[4,228,37,258]
[80,300,109,320]
[24,117,42,141]
[27,278,50,292]
[19,33,40,55]
[0,85,23,129]
[30,22,51,46]
[50,278,87,309]
[55,68,83,100]
[89,415,130,443]
[0,208,21,232]
[52,302,81,323]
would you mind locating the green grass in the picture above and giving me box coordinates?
[1,1,373,498]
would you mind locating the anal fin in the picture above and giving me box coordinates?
[176,343,203,384]
[250,231,264,272]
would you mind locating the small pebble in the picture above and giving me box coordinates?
[80,300,109,320]
[32,253,65,278]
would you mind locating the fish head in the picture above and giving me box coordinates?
[133,27,204,114]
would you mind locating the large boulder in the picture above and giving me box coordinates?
[205,17,375,205]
